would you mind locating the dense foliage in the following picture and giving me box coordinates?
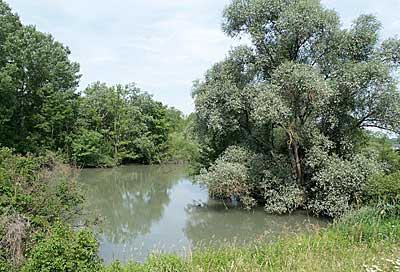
[67,82,173,166]
[0,1,79,154]
[0,0,399,270]
[1,147,399,271]
[194,0,400,216]
[23,225,102,272]
[0,1,195,167]
[0,148,84,270]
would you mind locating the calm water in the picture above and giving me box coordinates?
[78,164,327,264]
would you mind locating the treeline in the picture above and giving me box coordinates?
[193,0,400,217]
[0,1,197,167]
[65,82,196,167]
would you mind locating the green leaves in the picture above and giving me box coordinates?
[223,0,341,73]
[68,82,172,166]
[0,16,185,167]
[0,10,80,153]
[346,15,381,61]
[23,224,101,272]
[0,148,87,268]
[195,0,400,216]
[308,154,383,217]
[254,62,332,127]
[379,38,400,68]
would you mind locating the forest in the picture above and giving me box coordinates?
[0,1,197,167]
[0,0,399,271]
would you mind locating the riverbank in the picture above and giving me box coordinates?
[103,205,399,271]
[2,149,399,271]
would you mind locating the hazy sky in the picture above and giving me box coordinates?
[6,0,400,114]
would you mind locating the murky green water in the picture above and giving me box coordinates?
[78,164,327,264]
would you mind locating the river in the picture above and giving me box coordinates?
[78,164,327,264]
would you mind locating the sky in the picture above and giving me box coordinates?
[6,0,400,114]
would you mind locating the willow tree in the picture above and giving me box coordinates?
[253,62,333,186]
[194,0,400,215]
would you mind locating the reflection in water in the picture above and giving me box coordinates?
[184,202,323,246]
[79,165,183,243]
[79,165,328,264]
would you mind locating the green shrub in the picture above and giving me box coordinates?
[200,161,256,208]
[258,154,304,214]
[198,146,257,208]
[308,154,382,217]
[363,133,400,173]
[199,146,305,212]
[366,171,400,203]
[22,224,102,272]
[262,182,305,214]
[69,129,115,167]
[0,148,85,268]
[167,131,199,163]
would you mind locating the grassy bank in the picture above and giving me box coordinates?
[102,206,399,272]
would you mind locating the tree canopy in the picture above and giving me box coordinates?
[0,0,195,167]
[194,0,400,216]
[0,1,80,153]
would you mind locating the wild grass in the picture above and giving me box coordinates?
[103,206,400,272]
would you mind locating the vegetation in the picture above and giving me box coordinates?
[23,224,102,272]
[0,0,399,271]
[193,0,400,217]
[0,144,399,270]
[20,204,400,272]
[0,1,196,167]
[68,82,170,166]
[0,148,85,271]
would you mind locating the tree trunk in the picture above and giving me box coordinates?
[288,133,304,187]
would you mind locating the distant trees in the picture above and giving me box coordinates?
[0,1,195,167]
[67,82,171,167]
[194,0,400,216]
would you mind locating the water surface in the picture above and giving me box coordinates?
[79,164,327,264]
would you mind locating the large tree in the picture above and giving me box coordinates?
[194,0,400,215]
[0,1,80,153]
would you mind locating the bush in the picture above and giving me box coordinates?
[69,129,115,167]
[366,171,400,203]
[262,182,305,214]
[258,154,304,214]
[199,146,305,212]
[308,154,382,217]
[201,161,256,207]
[22,224,102,272]
[0,148,85,268]
[167,130,200,163]
[198,146,257,209]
